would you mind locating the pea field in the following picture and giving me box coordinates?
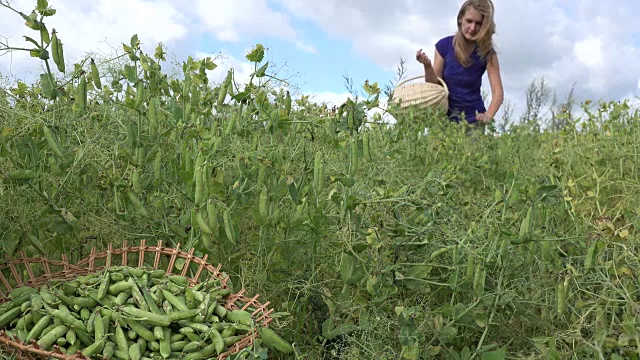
[1,1,640,359]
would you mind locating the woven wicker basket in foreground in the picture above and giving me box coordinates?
[392,75,449,113]
[0,240,275,360]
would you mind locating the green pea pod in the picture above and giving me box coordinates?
[66,328,76,346]
[160,289,188,311]
[225,309,252,326]
[37,324,68,350]
[170,340,189,352]
[127,278,149,312]
[258,326,294,353]
[66,336,82,355]
[115,323,129,354]
[182,341,201,353]
[0,307,21,328]
[121,306,170,327]
[111,271,126,282]
[139,286,162,316]
[103,341,115,359]
[108,280,132,296]
[148,340,160,352]
[48,309,87,332]
[7,292,40,310]
[30,293,43,311]
[167,309,199,322]
[90,58,102,89]
[82,336,107,358]
[42,126,64,159]
[179,327,200,342]
[51,29,65,73]
[209,328,225,355]
[78,308,90,322]
[19,300,31,314]
[182,341,217,360]
[74,328,95,346]
[167,275,189,287]
[10,286,36,299]
[74,296,97,308]
[124,318,156,342]
[26,314,51,342]
[223,335,244,347]
[159,327,170,358]
[94,312,105,341]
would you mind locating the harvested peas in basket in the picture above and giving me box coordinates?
[0,265,293,359]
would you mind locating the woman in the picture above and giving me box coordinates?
[416,0,504,125]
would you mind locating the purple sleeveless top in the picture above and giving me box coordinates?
[436,35,487,123]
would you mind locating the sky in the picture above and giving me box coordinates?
[1,0,640,125]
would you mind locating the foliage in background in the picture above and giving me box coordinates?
[1,1,640,359]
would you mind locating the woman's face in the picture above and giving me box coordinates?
[460,7,483,41]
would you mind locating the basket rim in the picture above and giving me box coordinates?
[395,75,449,92]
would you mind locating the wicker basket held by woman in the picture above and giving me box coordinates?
[393,75,449,112]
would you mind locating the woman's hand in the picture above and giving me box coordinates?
[416,49,432,67]
[476,113,491,124]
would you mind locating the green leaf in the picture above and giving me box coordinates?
[321,318,357,340]
[339,253,355,284]
[439,325,457,345]
[254,62,268,77]
[288,182,300,205]
[41,8,56,16]
[461,347,472,360]
[174,257,186,271]
[27,234,46,255]
[246,44,265,63]
[517,206,532,243]
[39,73,57,100]
[124,64,137,83]
[154,43,166,61]
[398,307,421,347]
[405,264,432,279]
[130,34,139,49]
[37,49,49,60]
[59,208,78,228]
[36,0,48,13]
[204,58,217,70]
[1,231,20,258]
[23,36,40,47]
[363,80,380,96]
[172,102,183,122]
[401,345,419,360]
[123,43,133,54]
[481,348,506,360]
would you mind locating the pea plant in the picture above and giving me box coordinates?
[1,1,640,359]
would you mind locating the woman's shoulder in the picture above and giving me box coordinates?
[436,35,455,46]
[435,34,455,54]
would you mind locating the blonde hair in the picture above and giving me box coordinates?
[454,0,496,67]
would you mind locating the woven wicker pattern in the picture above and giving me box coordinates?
[392,75,449,112]
[0,240,275,360]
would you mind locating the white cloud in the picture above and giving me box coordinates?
[306,91,352,108]
[295,40,318,54]
[195,0,316,54]
[573,36,605,70]
[0,0,187,81]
